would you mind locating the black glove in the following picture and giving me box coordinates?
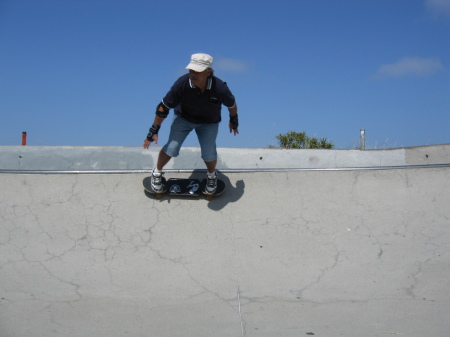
[229,114,239,129]
[146,123,160,142]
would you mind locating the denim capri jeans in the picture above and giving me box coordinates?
[162,115,219,162]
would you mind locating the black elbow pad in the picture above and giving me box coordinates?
[155,103,169,118]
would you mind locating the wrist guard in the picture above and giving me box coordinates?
[229,114,239,129]
[146,123,160,142]
[155,102,169,118]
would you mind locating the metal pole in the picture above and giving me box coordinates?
[3,163,450,175]
[360,129,365,150]
[22,132,27,146]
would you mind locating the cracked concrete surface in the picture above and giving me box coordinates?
[1,168,450,337]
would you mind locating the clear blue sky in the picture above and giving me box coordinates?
[1,0,449,149]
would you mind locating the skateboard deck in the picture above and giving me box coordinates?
[143,176,225,200]
[143,177,200,197]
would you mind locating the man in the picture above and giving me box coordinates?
[143,53,239,194]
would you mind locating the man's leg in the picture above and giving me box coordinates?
[195,123,219,194]
[156,150,172,171]
[151,116,193,191]
[204,159,218,194]
[151,150,172,192]
[195,122,219,165]
[157,115,194,171]
[204,159,217,174]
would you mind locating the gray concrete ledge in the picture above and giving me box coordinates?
[1,144,449,172]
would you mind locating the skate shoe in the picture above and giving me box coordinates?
[205,171,217,195]
[151,168,164,192]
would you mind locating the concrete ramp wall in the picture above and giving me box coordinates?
[1,144,450,171]
[1,145,450,337]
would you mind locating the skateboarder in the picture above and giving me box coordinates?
[143,53,239,195]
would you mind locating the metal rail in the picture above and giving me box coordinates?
[1,163,450,174]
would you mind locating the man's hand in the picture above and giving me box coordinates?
[229,123,239,135]
[143,123,160,148]
[143,135,158,149]
[229,113,239,135]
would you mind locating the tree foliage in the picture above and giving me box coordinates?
[271,131,334,149]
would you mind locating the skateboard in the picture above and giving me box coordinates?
[143,176,225,200]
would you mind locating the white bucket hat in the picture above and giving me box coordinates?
[186,53,213,72]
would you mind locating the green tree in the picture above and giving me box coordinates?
[271,131,334,149]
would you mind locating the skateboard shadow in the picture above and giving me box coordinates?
[189,170,245,211]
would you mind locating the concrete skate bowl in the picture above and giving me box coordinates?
[1,145,450,337]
